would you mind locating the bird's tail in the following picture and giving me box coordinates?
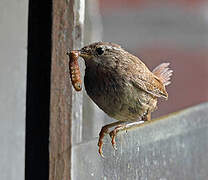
[152,63,173,86]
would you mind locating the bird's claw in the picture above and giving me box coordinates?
[109,124,124,150]
[98,139,104,158]
[98,129,118,157]
[109,129,118,150]
[97,123,124,157]
[97,126,109,157]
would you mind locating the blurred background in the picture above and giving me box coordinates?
[83,0,208,140]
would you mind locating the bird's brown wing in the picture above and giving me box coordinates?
[131,74,168,98]
[128,56,168,98]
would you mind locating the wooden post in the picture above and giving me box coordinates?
[49,0,84,179]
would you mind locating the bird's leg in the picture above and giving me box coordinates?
[109,112,152,150]
[98,121,124,157]
[109,122,143,149]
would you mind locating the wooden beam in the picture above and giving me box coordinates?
[49,0,84,179]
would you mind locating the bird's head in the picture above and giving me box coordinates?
[78,42,125,68]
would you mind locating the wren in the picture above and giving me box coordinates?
[67,42,173,157]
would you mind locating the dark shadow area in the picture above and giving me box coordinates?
[25,0,52,179]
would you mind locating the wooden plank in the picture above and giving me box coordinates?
[49,0,84,179]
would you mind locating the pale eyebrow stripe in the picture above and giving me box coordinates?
[105,45,121,51]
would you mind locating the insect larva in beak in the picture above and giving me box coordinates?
[67,50,82,91]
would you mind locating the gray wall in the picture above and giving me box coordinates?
[0,0,28,179]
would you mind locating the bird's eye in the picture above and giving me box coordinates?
[96,47,104,55]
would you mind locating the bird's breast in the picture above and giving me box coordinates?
[84,66,127,115]
[84,66,157,121]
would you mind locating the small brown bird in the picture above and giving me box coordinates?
[69,42,173,157]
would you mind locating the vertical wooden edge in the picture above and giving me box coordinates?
[49,0,84,179]
[49,0,73,179]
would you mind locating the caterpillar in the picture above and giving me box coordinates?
[67,50,82,91]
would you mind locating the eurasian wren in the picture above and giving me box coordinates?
[68,42,173,157]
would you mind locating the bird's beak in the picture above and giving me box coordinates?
[66,49,90,60]
[66,50,80,57]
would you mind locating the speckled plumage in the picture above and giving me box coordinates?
[81,42,170,122]
[76,41,173,156]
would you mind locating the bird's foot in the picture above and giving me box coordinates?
[98,120,152,157]
[109,121,147,150]
[109,125,124,150]
[98,125,109,158]
[97,121,124,157]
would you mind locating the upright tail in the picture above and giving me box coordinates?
[152,63,173,86]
